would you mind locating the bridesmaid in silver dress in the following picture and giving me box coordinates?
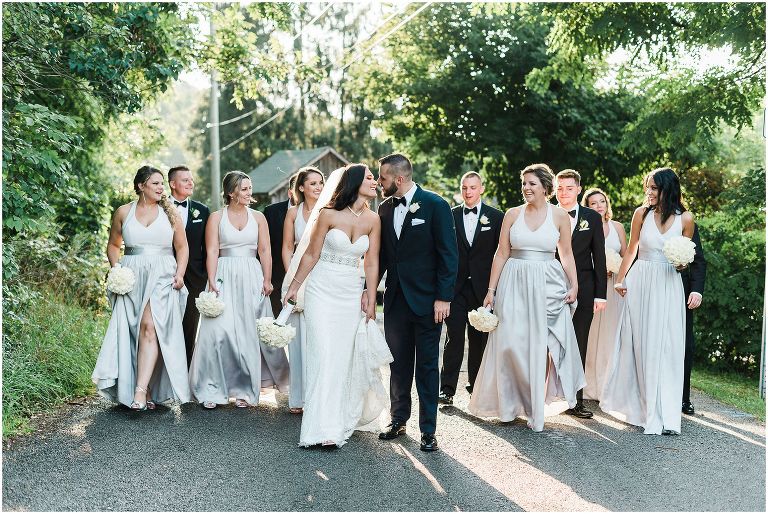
[468,164,584,432]
[93,166,191,411]
[581,188,627,401]
[281,167,325,413]
[469,164,584,432]
[189,171,290,409]
[602,168,695,435]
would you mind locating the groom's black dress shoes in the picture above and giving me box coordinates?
[682,401,695,415]
[438,392,453,405]
[379,422,407,440]
[420,433,439,452]
[566,403,593,419]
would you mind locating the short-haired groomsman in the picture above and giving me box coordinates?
[168,165,210,367]
[438,172,503,405]
[555,168,606,418]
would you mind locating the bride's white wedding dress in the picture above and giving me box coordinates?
[299,228,393,447]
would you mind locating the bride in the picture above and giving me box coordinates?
[283,163,393,448]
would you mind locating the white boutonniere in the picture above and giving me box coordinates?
[409,202,420,213]
[480,215,490,225]
[578,219,589,231]
[192,208,200,219]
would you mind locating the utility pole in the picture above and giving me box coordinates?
[209,5,221,208]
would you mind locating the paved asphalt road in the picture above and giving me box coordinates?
[4,330,766,511]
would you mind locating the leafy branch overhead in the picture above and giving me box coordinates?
[534,2,766,157]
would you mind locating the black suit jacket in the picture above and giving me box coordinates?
[184,199,209,290]
[681,223,706,295]
[558,205,607,303]
[263,200,290,286]
[453,203,504,301]
[378,186,459,317]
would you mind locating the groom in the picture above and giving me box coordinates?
[372,153,458,452]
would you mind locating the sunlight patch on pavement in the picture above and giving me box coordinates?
[392,443,447,495]
[686,414,765,448]
[440,432,609,512]
[65,418,93,438]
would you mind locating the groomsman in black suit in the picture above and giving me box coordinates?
[682,224,706,415]
[168,165,210,367]
[373,153,458,452]
[555,169,607,418]
[263,173,298,316]
[438,171,503,405]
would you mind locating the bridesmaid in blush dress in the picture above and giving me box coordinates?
[92,166,191,410]
[602,168,694,435]
[581,188,627,401]
[468,163,585,432]
[189,171,290,409]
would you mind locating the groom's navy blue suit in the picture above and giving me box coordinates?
[378,185,458,435]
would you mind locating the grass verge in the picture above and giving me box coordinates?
[3,290,107,438]
[691,367,765,421]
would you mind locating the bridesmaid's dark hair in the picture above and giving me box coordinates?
[327,164,369,211]
[642,167,686,224]
[133,165,178,227]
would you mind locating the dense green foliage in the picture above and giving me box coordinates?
[358,3,642,207]
[695,167,765,375]
[538,2,766,166]
[3,291,108,436]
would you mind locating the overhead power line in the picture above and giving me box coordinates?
[216,2,434,154]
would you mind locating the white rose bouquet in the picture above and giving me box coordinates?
[196,291,225,318]
[257,317,296,348]
[106,263,136,295]
[468,306,499,333]
[605,248,623,275]
[662,236,696,268]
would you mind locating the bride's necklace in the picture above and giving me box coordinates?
[347,205,364,218]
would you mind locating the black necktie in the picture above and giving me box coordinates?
[174,200,188,208]
[568,209,577,218]
[464,206,477,215]
[394,197,407,207]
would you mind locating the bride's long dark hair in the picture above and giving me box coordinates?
[327,164,369,211]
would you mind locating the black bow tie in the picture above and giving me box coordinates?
[174,200,188,208]
[568,209,577,218]
[464,206,477,215]
[394,197,407,207]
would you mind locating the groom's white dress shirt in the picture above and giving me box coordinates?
[394,183,418,239]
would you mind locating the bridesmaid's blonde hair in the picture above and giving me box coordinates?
[582,187,613,221]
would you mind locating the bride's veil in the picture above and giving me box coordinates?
[281,165,347,309]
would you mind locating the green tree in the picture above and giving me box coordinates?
[356,3,641,208]
[537,2,766,166]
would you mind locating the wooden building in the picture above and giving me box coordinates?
[248,146,349,205]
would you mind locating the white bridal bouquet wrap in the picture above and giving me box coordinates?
[196,291,225,318]
[662,236,696,268]
[257,301,296,348]
[106,263,136,295]
[468,306,499,333]
[605,248,622,275]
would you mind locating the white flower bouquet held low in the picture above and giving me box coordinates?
[196,291,225,318]
[257,317,296,348]
[662,236,696,268]
[605,248,622,275]
[468,306,499,333]
[106,264,136,295]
